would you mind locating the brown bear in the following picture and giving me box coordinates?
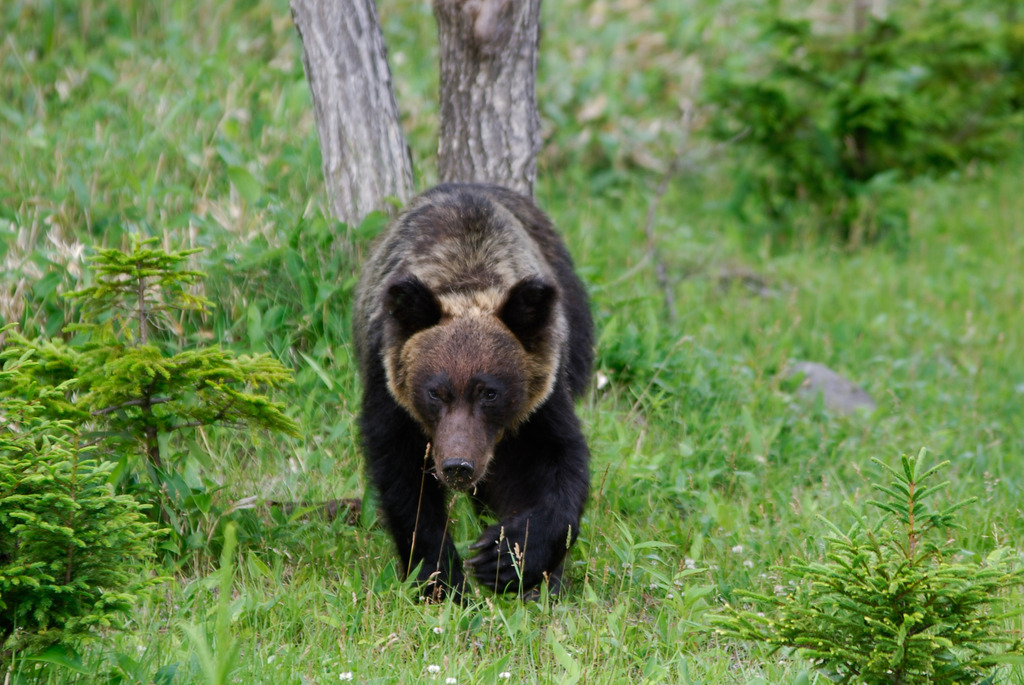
[353,183,593,600]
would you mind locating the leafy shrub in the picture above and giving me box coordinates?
[707,2,1022,244]
[713,449,1024,683]
[0,364,163,667]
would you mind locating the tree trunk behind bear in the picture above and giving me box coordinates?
[290,0,414,225]
[433,0,543,197]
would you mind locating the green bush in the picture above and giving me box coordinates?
[713,449,1024,683]
[0,364,163,667]
[707,2,1022,244]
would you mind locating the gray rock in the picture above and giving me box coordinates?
[788,361,877,415]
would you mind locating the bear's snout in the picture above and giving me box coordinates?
[440,458,475,489]
[432,405,492,491]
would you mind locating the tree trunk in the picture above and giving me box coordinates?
[290,0,414,225]
[433,0,543,197]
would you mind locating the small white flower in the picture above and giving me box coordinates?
[684,557,697,570]
[445,679,457,685]
[731,544,744,554]
[339,673,353,682]
[433,626,444,634]
[498,673,511,680]
[427,665,441,674]
[267,654,276,664]
[666,592,674,599]
[596,371,610,390]
[743,559,754,569]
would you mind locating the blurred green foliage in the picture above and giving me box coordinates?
[707,0,1024,243]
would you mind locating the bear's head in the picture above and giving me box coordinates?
[383,275,559,490]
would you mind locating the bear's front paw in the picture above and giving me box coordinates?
[465,522,527,592]
[465,520,552,593]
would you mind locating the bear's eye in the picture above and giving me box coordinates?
[427,388,442,402]
[482,389,498,403]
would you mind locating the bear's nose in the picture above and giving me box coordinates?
[441,459,475,489]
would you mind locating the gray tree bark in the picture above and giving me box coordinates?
[433,0,543,197]
[290,0,414,225]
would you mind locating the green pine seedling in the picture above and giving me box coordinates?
[0,366,165,669]
[64,236,299,469]
[0,237,299,542]
[713,448,1024,684]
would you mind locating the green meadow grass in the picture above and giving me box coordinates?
[2,0,1023,682]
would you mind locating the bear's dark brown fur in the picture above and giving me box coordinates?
[353,183,592,599]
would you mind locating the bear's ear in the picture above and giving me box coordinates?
[500,277,557,351]
[385,276,442,337]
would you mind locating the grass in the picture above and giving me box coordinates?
[2,0,1024,682]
